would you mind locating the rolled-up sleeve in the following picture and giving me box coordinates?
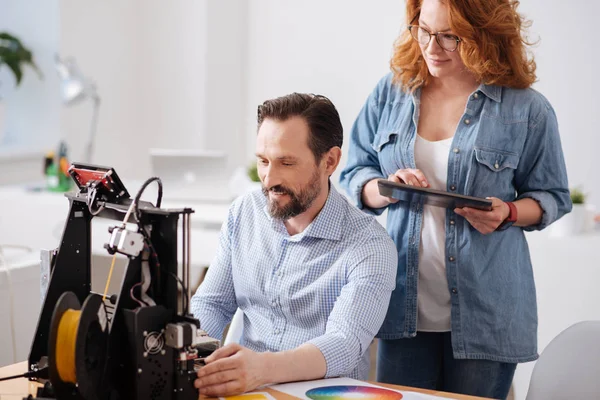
[339,84,387,215]
[515,103,572,231]
[306,234,397,378]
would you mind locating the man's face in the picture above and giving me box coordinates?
[256,116,324,220]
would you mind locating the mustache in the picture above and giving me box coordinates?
[262,185,294,196]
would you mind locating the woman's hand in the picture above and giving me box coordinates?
[362,169,430,209]
[388,168,429,188]
[454,197,510,235]
[384,168,430,204]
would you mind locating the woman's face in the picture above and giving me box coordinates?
[418,0,466,80]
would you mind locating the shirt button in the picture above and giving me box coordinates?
[464,119,470,125]
[494,162,500,169]
[453,148,460,153]
[272,300,277,307]
[274,329,280,335]
[450,185,456,191]
[449,256,455,262]
[276,270,282,277]
[473,93,479,99]
[450,219,455,225]
[451,288,458,294]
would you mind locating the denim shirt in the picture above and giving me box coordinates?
[340,73,572,363]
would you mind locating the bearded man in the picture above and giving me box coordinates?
[191,93,397,397]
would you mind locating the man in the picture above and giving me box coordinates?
[191,93,397,396]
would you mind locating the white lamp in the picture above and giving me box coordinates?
[55,54,100,163]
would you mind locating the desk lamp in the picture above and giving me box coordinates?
[55,55,100,163]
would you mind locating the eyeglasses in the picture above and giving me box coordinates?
[408,25,461,52]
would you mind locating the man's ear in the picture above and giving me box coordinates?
[322,147,342,176]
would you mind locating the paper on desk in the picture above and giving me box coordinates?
[269,377,452,399]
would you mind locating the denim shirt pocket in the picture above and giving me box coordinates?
[474,147,519,172]
[469,147,520,199]
[372,130,398,152]
[371,131,401,176]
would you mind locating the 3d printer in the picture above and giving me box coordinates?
[23,163,220,400]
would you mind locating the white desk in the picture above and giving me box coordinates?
[0,249,41,367]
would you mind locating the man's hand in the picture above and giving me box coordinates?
[194,344,267,397]
[454,197,510,235]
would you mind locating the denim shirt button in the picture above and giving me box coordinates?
[453,148,460,154]
[473,93,479,99]
[451,288,458,294]
[450,185,456,191]
[464,119,471,125]
[449,256,455,262]
[450,219,455,226]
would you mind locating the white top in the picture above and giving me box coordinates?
[414,134,452,332]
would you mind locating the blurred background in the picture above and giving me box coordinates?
[1,0,596,202]
[0,1,599,399]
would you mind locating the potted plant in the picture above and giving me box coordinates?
[550,187,593,236]
[0,32,42,143]
[570,187,585,206]
[228,161,262,198]
[247,163,260,183]
[0,32,42,91]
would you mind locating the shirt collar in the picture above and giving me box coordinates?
[263,184,344,241]
[478,84,502,103]
[412,83,502,103]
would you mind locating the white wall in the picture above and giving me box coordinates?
[205,1,248,172]
[59,1,211,178]
[518,1,600,207]
[244,1,600,210]
[245,0,405,186]
[0,0,60,152]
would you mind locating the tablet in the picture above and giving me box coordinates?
[377,179,493,211]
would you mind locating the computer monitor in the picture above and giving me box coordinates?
[149,149,233,203]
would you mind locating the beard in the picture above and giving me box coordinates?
[262,170,322,220]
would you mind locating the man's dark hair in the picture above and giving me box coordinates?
[257,93,343,162]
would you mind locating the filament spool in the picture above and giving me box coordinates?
[48,292,109,400]
[55,309,80,382]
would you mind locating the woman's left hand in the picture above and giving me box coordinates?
[454,197,510,235]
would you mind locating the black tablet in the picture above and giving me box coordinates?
[377,179,493,211]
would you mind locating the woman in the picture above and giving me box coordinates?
[340,0,571,398]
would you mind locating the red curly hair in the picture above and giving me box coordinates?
[391,0,537,92]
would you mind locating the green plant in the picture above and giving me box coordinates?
[570,187,586,204]
[247,162,260,182]
[0,32,42,86]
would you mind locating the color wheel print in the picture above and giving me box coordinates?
[305,385,404,399]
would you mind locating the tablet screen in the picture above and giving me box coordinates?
[377,180,493,211]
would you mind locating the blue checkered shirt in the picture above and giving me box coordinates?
[190,186,397,379]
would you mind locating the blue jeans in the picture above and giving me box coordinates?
[377,333,517,400]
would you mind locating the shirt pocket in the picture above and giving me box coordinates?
[474,147,519,172]
[372,130,398,152]
[371,130,403,175]
[469,147,520,199]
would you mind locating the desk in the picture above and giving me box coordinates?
[0,361,489,400]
